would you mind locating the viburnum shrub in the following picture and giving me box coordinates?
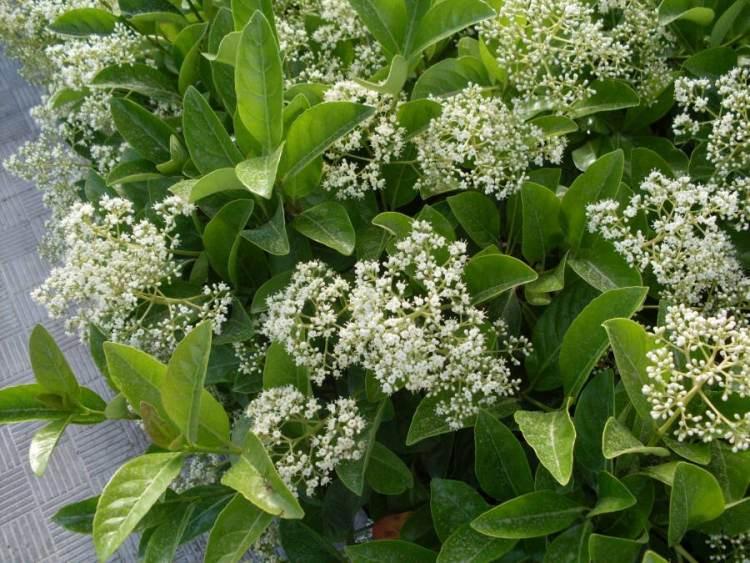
[0,0,749,561]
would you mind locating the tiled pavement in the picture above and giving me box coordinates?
[0,53,192,562]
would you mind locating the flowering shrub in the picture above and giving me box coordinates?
[0,0,749,562]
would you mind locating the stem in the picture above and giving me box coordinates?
[674,543,700,563]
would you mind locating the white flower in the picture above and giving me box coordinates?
[642,305,750,451]
[245,386,366,496]
[414,85,566,200]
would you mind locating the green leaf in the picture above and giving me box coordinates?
[669,462,725,545]
[232,0,276,31]
[659,0,714,25]
[336,400,387,495]
[587,534,644,563]
[292,201,356,255]
[240,194,289,255]
[348,0,407,56]
[431,479,489,541]
[574,370,615,476]
[588,472,636,517]
[183,86,243,174]
[409,0,495,57]
[355,55,409,96]
[106,159,161,186]
[464,253,538,305]
[474,410,533,501]
[53,496,99,534]
[411,57,488,100]
[521,181,562,264]
[250,271,292,314]
[699,497,750,536]
[710,0,750,47]
[279,520,342,562]
[236,11,283,153]
[204,199,254,281]
[93,453,184,561]
[471,491,585,539]
[447,191,499,248]
[603,318,657,428]
[92,64,179,101]
[0,384,72,423]
[568,80,640,119]
[221,432,304,519]
[601,417,669,459]
[262,342,310,394]
[560,286,647,399]
[163,322,229,447]
[543,522,592,563]
[707,442,750,502]
[204,494,273,563]
[514,410,576,486]
[569,237,642,292]
[142,504,195,563]
[560,149,624,250]
[406,393,459,445]
[641,551,669,563]
[347,540,437,563]
[372,211,414,238]
[366,442,413,495]
[280,102,375,181]
[29,325,80,402]
[189,167,245,202]
[235,143,284,199]
[110,98,174,163]
[437,523,516,563]
[529,115,578,137]
[49,8,116,36]
[29,416,72,476]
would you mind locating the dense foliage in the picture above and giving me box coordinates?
[0,0,749,561]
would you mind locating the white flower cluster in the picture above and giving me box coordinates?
[643,305,750,452]
[587,171,750,306]
[674,67,750,179]
[414,85,566,200]
[479,0,672,110]
[707,532,750,563]
[263,221,528,429]
[245,385,366,496]
[322,81,406,199]
[276,0,384,85]
[31,195,232,358]
[171,454,223,494]
[233,337,268,381]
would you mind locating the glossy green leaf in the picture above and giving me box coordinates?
[589,472,636,517]
[569,237,642,292]
[29,416,71,476]
[543,522,592,563]
[471,491,585,539]
[183,86,242,174]
[279,520,342,562]
[93,453,184,562]
[355,54,409,96]
[568,80,640,119]
[240,194,289,255]
[588,534,644,563]
[221,432,304,519]
[110,98,174,163]
[464,253,538,305]
[574,370,615,476]
[142,504,195,563]
[49,8,116,36]
[431,478,489,541]
[521,181,562,264]
[474,410,533,501]
[336,400,387,496]
[92,64,179,102]
[280,102,375,181]
[437,523,516,563]
[189,167,245,202]
[0,384,74,423]
[232,0,275,31]
[699,497,750,536]
[53,496,99,535]
[406,393,459,445]
[601,417,669,459]
[560,286,647,399]
[668,462,725,545]
[204,494,273,563]
[514,409,576,486]
[347,540,437,563]
[204,199,254,281]
[641,551,669,563]
[29,325,80,402]
[659,0,714,25]
[106,159,161,186]
[292,201,356,256]
[262,342,311,394]
[235,143,284,199]
[447,191,499,248]
[347,0,407,56]
[409,0,495,56]
[411,57,488,100]
[366,442,413,495]
[236,11,283,153]
[707,441,750,502]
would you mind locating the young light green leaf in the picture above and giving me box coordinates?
[262,342,311,395]
[49,8,117,36]
[471,491,585,539]
[514,409,576,486]
[464,253,538,305]
[355,55,409,96]
[183,86,243,174]
[221,432,304,519]
[29,416,72,476]
[189,167,246,202]
[232,0,275,31]
[474,410,533,501]
[280,102,375,181]
[292,201,356,256]
[659,0,714,25]
[29,324,80,402]
[568,80,640,119]
[560,286,648,399]
[347,0,407,56]
[92,64,179,102]
[204,494,273,563]
[668,462,725,545]
[601,417,669,459]
[236,11,283,153]
[93,453,184,562]
[235,142,284,199]
[240,194,290,255]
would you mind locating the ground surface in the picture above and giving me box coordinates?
[0,53,204,562]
